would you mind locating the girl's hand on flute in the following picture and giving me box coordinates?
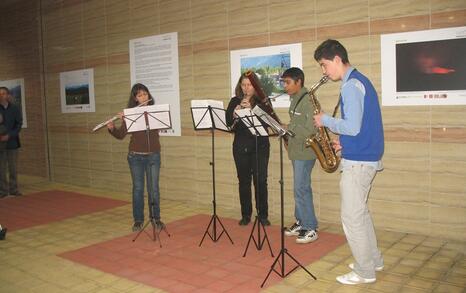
[106,121,115,130]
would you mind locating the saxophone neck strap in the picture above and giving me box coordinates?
[332,95,341,118]
[292,90,309,114]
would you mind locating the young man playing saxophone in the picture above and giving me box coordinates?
[313,39,384,285]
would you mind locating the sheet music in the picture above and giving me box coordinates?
[252,105,286,136]
[123,104,171,133]
[191,100,229,131]
[235,108,268,136]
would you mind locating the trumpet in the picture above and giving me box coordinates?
[91,99,152,132]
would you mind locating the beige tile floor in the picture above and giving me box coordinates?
[0,175,465,293]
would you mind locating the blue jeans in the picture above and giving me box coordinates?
[292,159,318,230]
[127,152,161,223]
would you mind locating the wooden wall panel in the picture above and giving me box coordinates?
[1,0,465,240]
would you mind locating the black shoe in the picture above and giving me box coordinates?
[238,217,251,226]
[0,194,7,199]
[259,218,271,226]
[132,222,143,232]
[0,227,7,240]
[154,220,165,231]
[9,192,22,196]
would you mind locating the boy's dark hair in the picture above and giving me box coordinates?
[281,67,305,86]
[314,39,349,64]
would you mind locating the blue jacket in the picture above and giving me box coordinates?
[340,70,384,161]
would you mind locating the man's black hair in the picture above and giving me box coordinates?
[281,67,305,86]
[314,39,349,64]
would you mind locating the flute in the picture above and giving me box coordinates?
[91,98,153,132]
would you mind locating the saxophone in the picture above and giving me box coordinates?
[305,76,340,173]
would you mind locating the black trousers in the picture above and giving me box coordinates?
[233,142,270,220]
[0,149,19,195]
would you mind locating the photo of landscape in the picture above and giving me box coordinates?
[65,83,90,105]
[240,53,290,97]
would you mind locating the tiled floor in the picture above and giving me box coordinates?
[0,175,465,293]
[59,214,345,293]
[0,190,127,231]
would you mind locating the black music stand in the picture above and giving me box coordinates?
[191,101,233,246]
[235,108,273,258]
[251,106,317,287]
[124,104,172,247]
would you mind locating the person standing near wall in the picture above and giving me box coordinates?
[0,87,23,198]
[282,67,319,244]
[313,39,384,285]
[226,72,271,226]
[106,83,164,232]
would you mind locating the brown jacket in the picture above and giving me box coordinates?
[109,120,161,153]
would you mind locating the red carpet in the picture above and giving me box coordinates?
[60,214,346,292]
[0,190,128,231]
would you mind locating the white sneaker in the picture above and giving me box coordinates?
[284,222,301,236]
[348,263,384,272]
[296,229,318,244]
[336,271,376,285]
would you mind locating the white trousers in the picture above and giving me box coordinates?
[340,164,383,279]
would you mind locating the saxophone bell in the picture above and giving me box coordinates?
[305,76,340,173]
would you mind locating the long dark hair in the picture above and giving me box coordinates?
[127,83,155,108]
[234,72,260,107]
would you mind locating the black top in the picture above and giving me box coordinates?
[0,102,22,149]
[226,96,270,150]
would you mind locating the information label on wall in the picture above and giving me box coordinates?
[130,32,181,136]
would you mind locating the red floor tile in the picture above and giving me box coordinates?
[59,214,346,292]
[0,190,128,231]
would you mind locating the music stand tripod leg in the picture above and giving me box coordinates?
[243,132,273,258]
[261,136,317,287]
[131,202,160,243]
[214,214,234,243]
[199,213,216,246]
[259,219,274,256]
[199,120,234,247]
[242,216,274,257]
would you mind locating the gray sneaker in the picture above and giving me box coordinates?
[285,222,302,236]
[296,229,318,244]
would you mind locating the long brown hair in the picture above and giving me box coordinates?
[127,83,155,108]
[234,72,260,107]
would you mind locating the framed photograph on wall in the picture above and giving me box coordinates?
[59,68,95,113]
[0,78,27,128]
[381,26,466,106]
[230,43,303,108]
